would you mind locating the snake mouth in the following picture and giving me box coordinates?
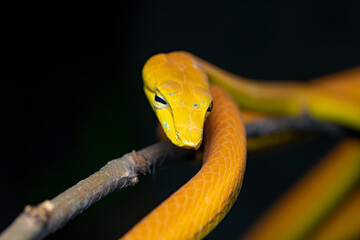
[176,137,203,150]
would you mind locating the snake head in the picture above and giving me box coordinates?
[143,52,213,150]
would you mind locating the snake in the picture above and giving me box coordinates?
[120,52,247,240]
[119,51,360,240]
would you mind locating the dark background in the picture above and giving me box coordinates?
[1,0,360,239]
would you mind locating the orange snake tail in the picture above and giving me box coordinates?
[119,85,247,240]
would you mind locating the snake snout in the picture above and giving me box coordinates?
[175,128,203,150]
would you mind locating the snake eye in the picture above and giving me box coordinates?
[154,93,168,110]
[205,101,213,117]
[207,101,213,113]
[155,94,167,105]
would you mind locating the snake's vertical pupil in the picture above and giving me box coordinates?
[155,94,167,105]
[207,101,213,112]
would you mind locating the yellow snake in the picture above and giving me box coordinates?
[119,51,360,240]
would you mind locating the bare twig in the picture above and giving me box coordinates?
[245,114,344,138]
[0,142,192,240]
[0,115,343,240]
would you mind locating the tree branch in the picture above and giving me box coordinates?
[245,114,344,138]
[0,142,192,240]
[0,115,343,240]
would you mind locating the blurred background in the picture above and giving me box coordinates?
[1,0,360,239]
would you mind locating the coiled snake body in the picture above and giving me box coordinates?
[120,50,360,239]
[120,52,247,240]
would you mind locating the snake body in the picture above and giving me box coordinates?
[120,52,246,240]
[120,51,360,239]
